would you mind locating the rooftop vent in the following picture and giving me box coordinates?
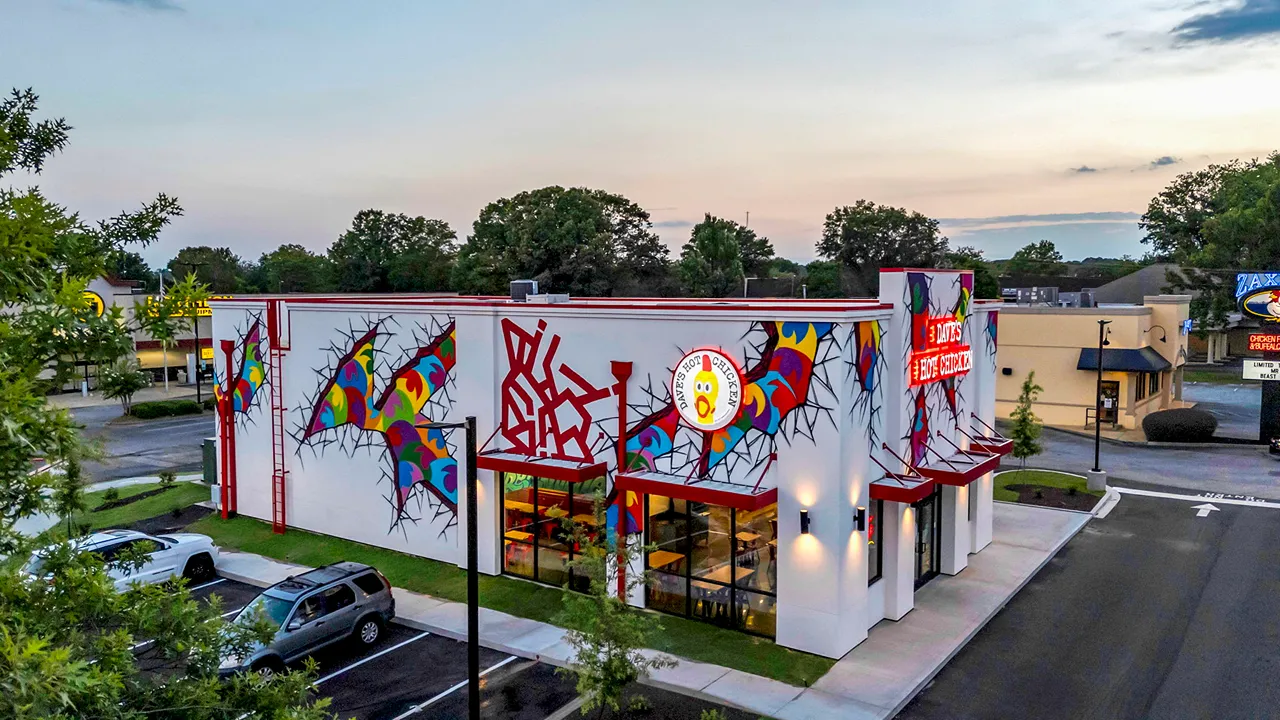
[525,293,571,304]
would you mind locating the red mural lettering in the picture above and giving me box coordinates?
[500,319,612,463]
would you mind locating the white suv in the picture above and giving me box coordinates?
[25,529,220,590]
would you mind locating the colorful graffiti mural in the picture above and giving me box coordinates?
[213,319,267,415]
[908,388,930,466]
[499,319,613,463]
[848,319,885,443]
[301,319,458,527]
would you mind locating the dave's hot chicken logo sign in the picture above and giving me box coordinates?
[672,348,743,432]
[910,317,972,387]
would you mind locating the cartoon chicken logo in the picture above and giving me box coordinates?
[1267,290,1280,318]
[693,355,719,424]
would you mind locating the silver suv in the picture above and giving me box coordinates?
[219,562,395,676]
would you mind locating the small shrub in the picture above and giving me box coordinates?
[102,487,120,504]
[1033,489,1044,500]
[170,505,184,519]
[129,399,205,419]
[1067,486,1078,496]
[158,470,177,488]
[201,397,216,411]
[628,694,652,713]
[1143,408,1217,443]
[699,710,728,720]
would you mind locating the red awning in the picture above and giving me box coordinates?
[615,472,778,512]
[917,451,1001,486]
[968,437,1012,456]
[870,475,936,504]
[475,451,607,484]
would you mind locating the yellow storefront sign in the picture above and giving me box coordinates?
[144,295,232,318]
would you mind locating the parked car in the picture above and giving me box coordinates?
[219,562,395,677]
[24,528,219,591]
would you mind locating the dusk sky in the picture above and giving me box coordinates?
[5,0,1280,266]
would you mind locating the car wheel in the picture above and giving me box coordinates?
[183,554,215,583]
[355,616,382,647]
[251,658,283,678]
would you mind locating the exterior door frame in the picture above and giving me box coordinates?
[913,488,942,590]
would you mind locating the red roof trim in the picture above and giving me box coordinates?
[968,437,1013,456]
[615,474,778,512]
[475,453,607,484]
[206,296,895,313]
[879,268,973,274]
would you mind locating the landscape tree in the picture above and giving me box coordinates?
[250,243,334,293]
[732,219,775,277]
[105,248,156,290]
[167,245,246,292]
[1009,371,1044,470]
[556,494,673,717]
[803,260,844,298]
[1140,153,1280,328]
[816,200,949,296]
[453,186,672,297]
[0,88,326,719]
[1003,240,1067,276]
[679,214,746,297]
[945,245,1000,299]
[99,358,150,414]
[328,210,457,293]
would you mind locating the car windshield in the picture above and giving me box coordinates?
[22,554,45,576]
[236,594,294,629]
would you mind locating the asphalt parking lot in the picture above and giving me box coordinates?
[190,577,578,719]
[900,483,1280,720]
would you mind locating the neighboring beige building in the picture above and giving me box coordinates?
[996,296,1191,429]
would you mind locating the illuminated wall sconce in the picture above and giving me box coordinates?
[799,509,811,534]
[853,506,866,532]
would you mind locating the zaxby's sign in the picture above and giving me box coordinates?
[910,317,972,387]
[1236,273,1280,321]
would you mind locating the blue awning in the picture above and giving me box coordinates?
[1076,347,1172,373]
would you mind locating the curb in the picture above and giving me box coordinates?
[1042,425,1263,449]
[885,509,1091,719]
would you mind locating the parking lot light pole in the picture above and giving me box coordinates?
[1090,321,1112,491]
[177,261,208,403]
[420,416,480,720]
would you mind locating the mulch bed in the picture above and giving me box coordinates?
[94,486,173,512]
[1006,484,1100,512]
[126,505,215,535]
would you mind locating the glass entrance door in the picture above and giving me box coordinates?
[1099,380,1120,424]
[914,489,941,589]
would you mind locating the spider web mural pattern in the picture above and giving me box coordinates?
[290,314,460,541]
[937,272,975,426]
[213,312,269,432]
[902,272,936,465]
[845,320,885,446]
[596,321,843,485]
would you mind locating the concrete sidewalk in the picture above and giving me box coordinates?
[216,500,1090,719]
[46,385,198,410]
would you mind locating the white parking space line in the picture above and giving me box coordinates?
[389,655,519,720]
[312,630,432,687]
[189,578,226,591]
[1114,486,1280,509]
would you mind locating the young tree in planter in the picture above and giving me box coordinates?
[99,358,149,415]
[1009,371,1044,470]
[50,451,86,538]
[556,493,674,718]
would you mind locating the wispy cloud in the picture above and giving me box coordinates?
[939,211,1141,231]
[93,0,182,11]
[1148,155,1182,169]
[652,219,693,229]
[1171,0,1280,44]
[1071,165,1099,173]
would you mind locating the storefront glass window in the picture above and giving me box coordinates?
[1136,373,1148,401]
[1149,371,1161,396]
[645,499,778,639]
[501,473,598,590]
[868,499,883,585]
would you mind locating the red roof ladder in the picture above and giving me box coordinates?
[267,300,290,534]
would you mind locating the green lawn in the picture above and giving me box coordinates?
[82,482,211,532]
[994,469,1103,502]
[188,514,835,687]
[1183,369,1257,385]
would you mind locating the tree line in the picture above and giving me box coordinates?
[112,190,1014,300]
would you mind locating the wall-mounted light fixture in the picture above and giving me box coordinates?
[1001,367,1013,376]
[1146,325,1168,343]
[853,506,866,532]
[799,509,811,534]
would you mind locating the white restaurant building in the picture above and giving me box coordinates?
[209,268,1005,659]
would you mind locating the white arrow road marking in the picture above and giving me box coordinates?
[1191,503,1220,518]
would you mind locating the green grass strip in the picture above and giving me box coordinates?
[994,469,1103,503]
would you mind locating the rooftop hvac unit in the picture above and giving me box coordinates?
[1016,286,1059,305]
[1079,290,1095,308]
[510,279,538,302]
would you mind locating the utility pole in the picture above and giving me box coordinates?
[177,261,208,403]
